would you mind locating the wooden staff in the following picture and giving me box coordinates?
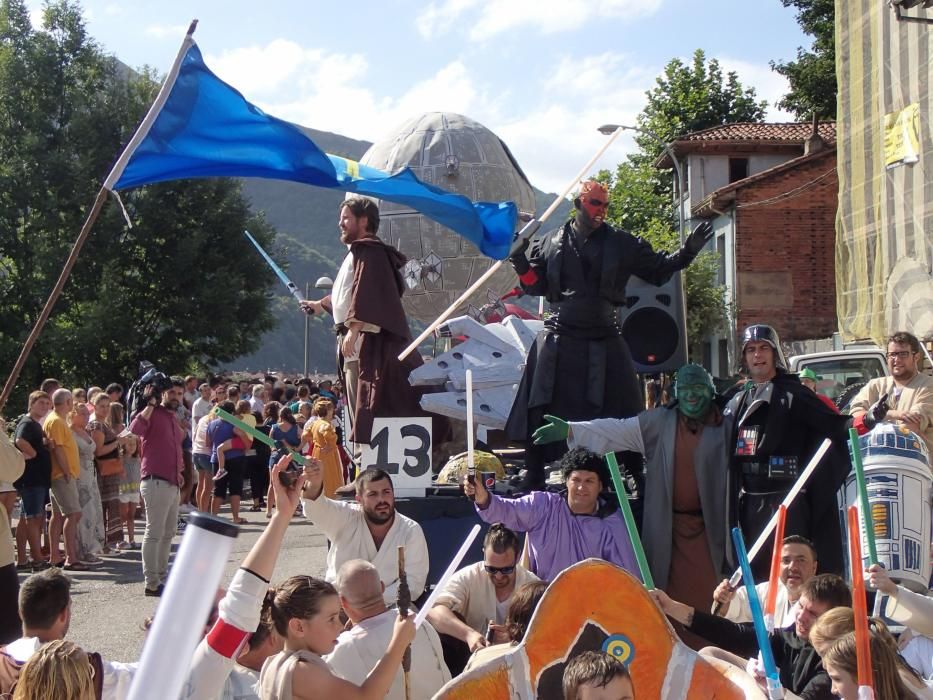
[397,546,411,700]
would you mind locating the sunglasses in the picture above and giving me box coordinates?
[586,198,609,208]
[484,564,516,576]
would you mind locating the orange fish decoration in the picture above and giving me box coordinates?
[434,559,765,699]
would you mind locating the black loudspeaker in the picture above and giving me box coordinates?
[618,272,688,373]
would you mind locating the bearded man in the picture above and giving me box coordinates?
[299,197,426,445]
[300,465,428,606]
[505,180,714,490]
[534,363,729,648]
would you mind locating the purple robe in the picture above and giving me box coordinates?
[475,491,640,583]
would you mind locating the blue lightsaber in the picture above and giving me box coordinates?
[244,230,305,305]
[732,527,784,699]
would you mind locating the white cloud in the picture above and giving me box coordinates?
[417,0,663,41]
[716,55,795,122]
[202,38,656,194]
[144,23,189,40]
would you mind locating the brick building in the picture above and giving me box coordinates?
[657,122,839,377]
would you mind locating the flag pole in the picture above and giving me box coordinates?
[0,188,108,412]
[0,20,199,414]
[397,126,626,361]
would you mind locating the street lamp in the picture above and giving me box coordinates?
[597,124,686,244]
[303,276,335,377]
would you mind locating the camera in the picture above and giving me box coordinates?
[126,361,174,419]
[278,463,302,487]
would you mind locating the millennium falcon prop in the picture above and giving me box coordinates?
[411,314,542,429]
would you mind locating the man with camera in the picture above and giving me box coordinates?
[129,377,186,597]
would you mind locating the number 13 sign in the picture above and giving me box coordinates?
[359,417,433,496]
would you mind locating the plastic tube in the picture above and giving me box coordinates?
[606,452,654,588]
[732,527,784,699]
[847,505,876,699]
[764,505,787,632]
[466,370,475,475]
[414,524,481,628]
[128,512,238,700]
[849,428,878,564]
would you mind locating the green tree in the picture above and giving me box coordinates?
[0,0,278,412]
[771,0,836,119]
[604,49,765,356]
[633,49,767,170]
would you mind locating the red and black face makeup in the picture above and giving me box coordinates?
[577,181,610,226]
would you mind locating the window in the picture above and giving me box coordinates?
[728,157,748,183]
[717,234,726,285]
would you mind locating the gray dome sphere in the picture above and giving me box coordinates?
[359,112,536,324]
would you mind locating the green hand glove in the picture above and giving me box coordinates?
[532,414,569,445]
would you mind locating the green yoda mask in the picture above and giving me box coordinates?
[674,363,715,420]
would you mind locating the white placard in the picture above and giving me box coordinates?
[359,417,433,497]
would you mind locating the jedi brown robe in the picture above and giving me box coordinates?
[341,237,424,444]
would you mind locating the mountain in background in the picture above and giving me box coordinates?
[230,126,570,375]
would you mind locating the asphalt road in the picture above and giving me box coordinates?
[14,506,329,663]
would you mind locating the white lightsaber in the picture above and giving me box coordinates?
[398,126,627,361]
[128,513,238,700]
[414,524,482,628]
[723,439,831,591]
[466,369,475,475]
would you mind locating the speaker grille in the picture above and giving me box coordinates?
[622,308,680,366]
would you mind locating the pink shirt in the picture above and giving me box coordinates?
[129,406,184,484]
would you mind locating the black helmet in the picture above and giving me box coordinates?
[740,324,787,372]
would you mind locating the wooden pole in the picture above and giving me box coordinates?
[0,187,109,412]
[397,546,412,700]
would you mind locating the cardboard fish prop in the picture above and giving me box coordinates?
[434,559,765,699]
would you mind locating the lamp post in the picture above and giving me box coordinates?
[304,276,334,377]
[597,124,686,244]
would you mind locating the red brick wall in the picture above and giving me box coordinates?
[733,152,838,343]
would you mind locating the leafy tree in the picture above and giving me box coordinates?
[771,0,836,119]
[632,49,767,172]
[0,0,278,412]
[604,49,765,357]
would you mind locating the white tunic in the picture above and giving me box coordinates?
[432,561,539,633]
[324,609,450,700]
[714,579,799,629]
[302,493,429,605]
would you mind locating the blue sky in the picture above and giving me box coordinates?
[28,0,811,192]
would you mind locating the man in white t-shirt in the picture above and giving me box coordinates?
[191,383,213,435]
[711,535,818,628]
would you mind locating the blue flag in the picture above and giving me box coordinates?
[104,37,518,260]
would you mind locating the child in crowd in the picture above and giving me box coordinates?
[11,640,95,700]
[266,407,300,518]
[213,400,255,482]
[110,402,140,550]
[562,651,635,700]
[822,629,913,700]
[259,575,415,699]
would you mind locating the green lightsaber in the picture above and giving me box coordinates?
[605,452,654,588]
[214,407,308,466]
[849,427,878,564]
